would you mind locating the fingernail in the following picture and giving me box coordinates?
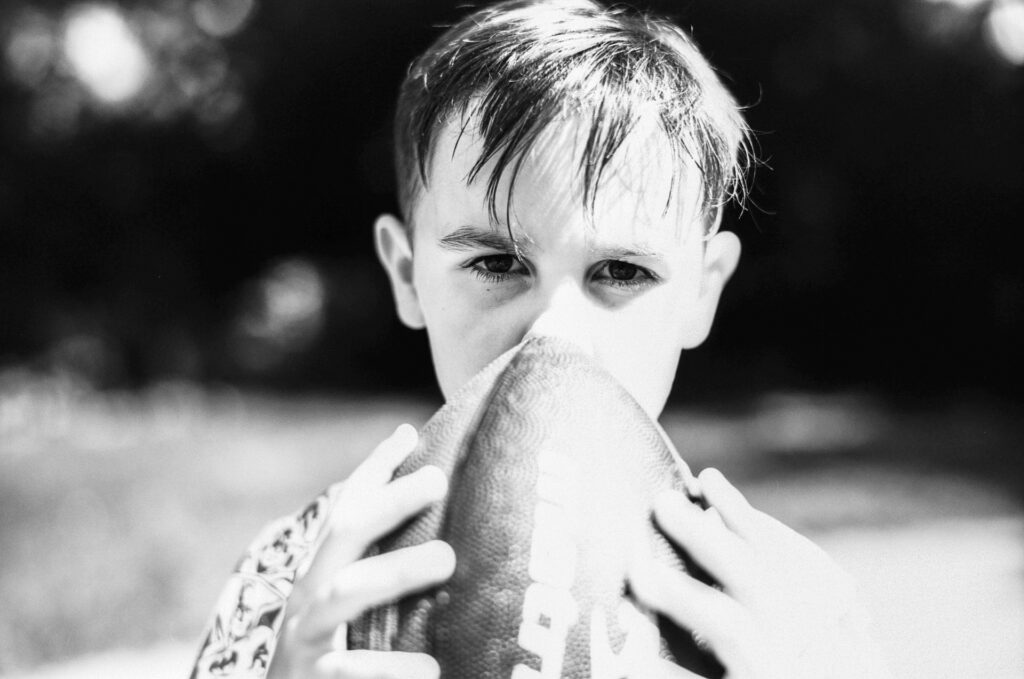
[420,465,449,500]
[393,423,418,448]
[426,540,457,575]
[699,467,726,487]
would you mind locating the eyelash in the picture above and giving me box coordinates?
[462,255,524,284]
[462,255,660,290]
[471,268,516,284]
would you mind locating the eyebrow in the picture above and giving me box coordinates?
[438,225,524,253]
[437,225,665,259]
[589,244,661,259]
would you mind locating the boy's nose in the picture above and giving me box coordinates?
[522,282,598,358]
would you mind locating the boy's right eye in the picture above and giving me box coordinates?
[464,254,528,283]
[478,254,517,274]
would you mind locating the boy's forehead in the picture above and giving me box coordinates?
[419,114,706,250]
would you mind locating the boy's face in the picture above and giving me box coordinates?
[376,116,740,418]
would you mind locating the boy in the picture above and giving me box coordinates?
[191,1,891,677]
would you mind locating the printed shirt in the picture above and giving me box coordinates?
[189,485,340,678]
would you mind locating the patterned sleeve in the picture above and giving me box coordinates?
[189,485,341,679]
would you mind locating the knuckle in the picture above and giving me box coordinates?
[333,479,372,522]
[333,505,370,544]
[328,558,377,602]
[376,487,409,519]
[729,551,761,589]
[716,596,748,632]
[659,564,690,602]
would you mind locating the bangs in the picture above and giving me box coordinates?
[396,0,751,232]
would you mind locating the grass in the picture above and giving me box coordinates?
[0,371,1021,675]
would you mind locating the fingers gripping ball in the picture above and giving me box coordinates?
[348,337,723,678]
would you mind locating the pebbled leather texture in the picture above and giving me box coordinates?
[348,336,724,678]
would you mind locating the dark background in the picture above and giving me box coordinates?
[1,0,1022,400]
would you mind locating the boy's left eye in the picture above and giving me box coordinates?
[593,260,659,289]
[607,261,639,280]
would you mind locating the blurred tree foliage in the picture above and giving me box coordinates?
[0,0,1021,399]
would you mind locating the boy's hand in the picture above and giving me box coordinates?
[268,424,455,679]
[628,468,892,679]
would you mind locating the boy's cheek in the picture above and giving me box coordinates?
[470,281,528,309]
[603,334,682,415]
[424,305,519,399]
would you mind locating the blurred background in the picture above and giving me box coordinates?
[0,0,1021,676]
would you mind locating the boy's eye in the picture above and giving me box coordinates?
[464,254,528,283]
[479,255,517,274]
[607,261,638,281]
[594,260,659,289]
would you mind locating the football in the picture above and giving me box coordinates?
[348,336,724,678]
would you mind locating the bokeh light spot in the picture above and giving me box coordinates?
[235,258,326,364]
[192,0,256,38]
[985,0,1024,64]
[63,4,152,105]
[4,9,57,88]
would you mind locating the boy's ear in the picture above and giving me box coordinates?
[679,230,741,349]
[374,213,425,329]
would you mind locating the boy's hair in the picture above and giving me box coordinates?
[395,0,751,231]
